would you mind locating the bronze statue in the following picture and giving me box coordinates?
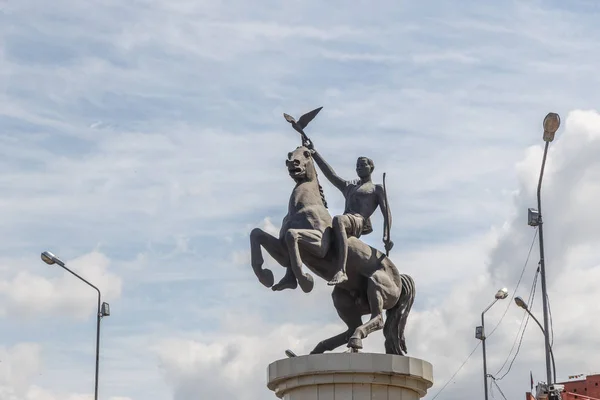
[249,107,415,354]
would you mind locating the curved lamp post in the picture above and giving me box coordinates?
[41,251,110,400]
[514,296,557,383]
[527,112,560,387]
[476,287,509,400]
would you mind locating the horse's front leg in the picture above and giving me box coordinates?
[250,228,292,289]
[284,228,331,293]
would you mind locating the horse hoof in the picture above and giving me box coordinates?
[348,337,363,350]
[299,274,314,293]
[258,269,274,288]
[310,341,326,354]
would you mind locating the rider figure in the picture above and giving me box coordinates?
[305,139,393,286]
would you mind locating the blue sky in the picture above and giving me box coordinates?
[2,0,600,399]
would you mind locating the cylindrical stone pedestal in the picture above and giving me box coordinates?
[267,353,433,399]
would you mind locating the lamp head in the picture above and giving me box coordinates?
[543,112,560,142]
[515,296,528,310]
[41,251,65,267]
[495,287,509,300]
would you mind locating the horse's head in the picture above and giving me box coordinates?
[286,146,316,182]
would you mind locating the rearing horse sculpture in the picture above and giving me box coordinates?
[250,146,415,354]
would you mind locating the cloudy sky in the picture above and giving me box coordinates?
[2,0,600,399]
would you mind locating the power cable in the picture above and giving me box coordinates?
[429,342,481,400]
[494,266,539,380]
[496,313,530,380]
[487,228,538,339]
[547,293,554,347]
[490,376,508,400]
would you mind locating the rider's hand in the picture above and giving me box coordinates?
[384,240,394,252]
[304,138,315,151]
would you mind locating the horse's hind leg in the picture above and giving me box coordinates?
[348,272,397,350]
[311,287,362,354]
[250,228,290,289]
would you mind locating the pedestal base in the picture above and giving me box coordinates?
[267,353,433,399]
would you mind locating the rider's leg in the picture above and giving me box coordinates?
[328,215,352,286]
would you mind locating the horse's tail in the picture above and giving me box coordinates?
[383,274,415,355]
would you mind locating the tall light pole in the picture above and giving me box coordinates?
[41,251,110,400]
[527,112,560,387]
[476,287,509,400]
[514,296,557,384]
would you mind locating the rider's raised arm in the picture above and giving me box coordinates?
[311,149,348,192]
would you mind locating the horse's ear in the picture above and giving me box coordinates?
[304,150,311,158]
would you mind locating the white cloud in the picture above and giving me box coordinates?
[155,317,383,400]
[0,343,132,400]
[0,251,122,319]
[0,343,42,397]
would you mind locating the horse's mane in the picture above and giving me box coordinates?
[315,169,328,209]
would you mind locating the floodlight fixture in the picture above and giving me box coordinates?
[101,302,110,317]
[495,288,509,300]
[475,326,484,340]
[528,208,541,227]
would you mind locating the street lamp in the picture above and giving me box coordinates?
[476,287,509,400]
[41,251,109,400]
[527,112,560,387]
[514,296,557,384]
